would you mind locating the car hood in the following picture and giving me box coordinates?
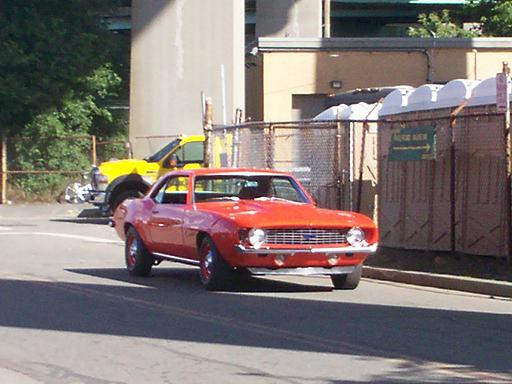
[98,159,160,183]
[197,200,375,229]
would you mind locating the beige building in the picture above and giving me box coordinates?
[246,37,512,122]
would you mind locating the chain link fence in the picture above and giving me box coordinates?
[207,120,379,213]
[0,135,130,202]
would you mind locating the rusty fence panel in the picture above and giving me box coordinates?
[378,108,510,258]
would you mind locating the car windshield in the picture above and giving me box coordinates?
[194,175,309,203]
[144,139,181,162]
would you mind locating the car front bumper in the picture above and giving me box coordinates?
[235,244,378,254]
[248,265,356,276]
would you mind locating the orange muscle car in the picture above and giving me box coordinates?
[112,168,378,290]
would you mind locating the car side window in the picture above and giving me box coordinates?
[153,175,189,204]
[172,141,204,165]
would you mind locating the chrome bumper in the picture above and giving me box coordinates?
[235,244,378,255]
[248,265,356,276]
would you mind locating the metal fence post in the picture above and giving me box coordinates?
[1,137,6,204]
[203,97,213,167]
[334,121,342,209]
[356,122,369,213]
[264,124,274,169]
[91,135,97,166]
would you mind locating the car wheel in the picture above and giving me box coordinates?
[125,227,154,276]
[111,190,143,215]
[199,236,232,290]
[331,264,362,290]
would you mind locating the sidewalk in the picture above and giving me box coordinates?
[363,266,512,298]
[364,247,512,298]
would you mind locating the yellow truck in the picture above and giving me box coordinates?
[88,135,205,214]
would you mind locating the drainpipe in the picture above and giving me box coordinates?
[423,49,433,84]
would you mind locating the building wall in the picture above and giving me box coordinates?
[130,0,245,157]
[254,44,512,122]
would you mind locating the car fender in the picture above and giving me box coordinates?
[206,217,240,264]
[106,174,152,206]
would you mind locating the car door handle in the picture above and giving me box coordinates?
[152,210,159,214]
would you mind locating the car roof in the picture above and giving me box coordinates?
[170,168,293,177]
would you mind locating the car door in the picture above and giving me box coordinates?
[147,174,189,256]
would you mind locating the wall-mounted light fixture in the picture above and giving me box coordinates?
[330,80,343,89]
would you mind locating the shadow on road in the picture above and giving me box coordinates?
[69,267,333,293]
[50,207,109,225]
[0,267,510,383]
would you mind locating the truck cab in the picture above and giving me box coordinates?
[88,135,205,214]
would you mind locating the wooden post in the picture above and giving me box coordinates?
[91,135,97,166]
[203,97,213,167]
[448,99,469,254]
[1,137,7,204]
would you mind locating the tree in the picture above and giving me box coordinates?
[0,1,130,198]
[467,0,512,36]
[0,0,123,135]
[408,9,479,38]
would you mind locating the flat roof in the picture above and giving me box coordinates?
[255,37,512,52]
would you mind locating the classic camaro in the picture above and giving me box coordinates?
[111,168,378,290]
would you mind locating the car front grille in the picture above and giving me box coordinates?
[265,229,347,245]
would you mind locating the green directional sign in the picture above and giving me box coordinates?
[389,126,436,161]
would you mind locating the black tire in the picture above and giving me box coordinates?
[331,264,362,290]
[125,227,154,276]
[198,236,232,291]
[111,189,143,215]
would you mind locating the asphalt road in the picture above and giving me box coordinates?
[0,203,511,384]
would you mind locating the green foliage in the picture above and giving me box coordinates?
[467,0,512,36]
[0,0,122,135]
[408,9,479,38]
[11,64,125,196]
[0,1,129,199]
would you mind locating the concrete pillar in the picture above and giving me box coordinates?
[130,0,245,157]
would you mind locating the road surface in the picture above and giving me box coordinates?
[0,204,510,383]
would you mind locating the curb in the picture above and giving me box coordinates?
[363,266,512,298]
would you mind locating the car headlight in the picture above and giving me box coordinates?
[347,227,365,246]
[248,228,266,249]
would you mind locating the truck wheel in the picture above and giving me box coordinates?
[125,227,153,276]
[199,236,232,290]
[111,190,143,214]
[331,264,362,290]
